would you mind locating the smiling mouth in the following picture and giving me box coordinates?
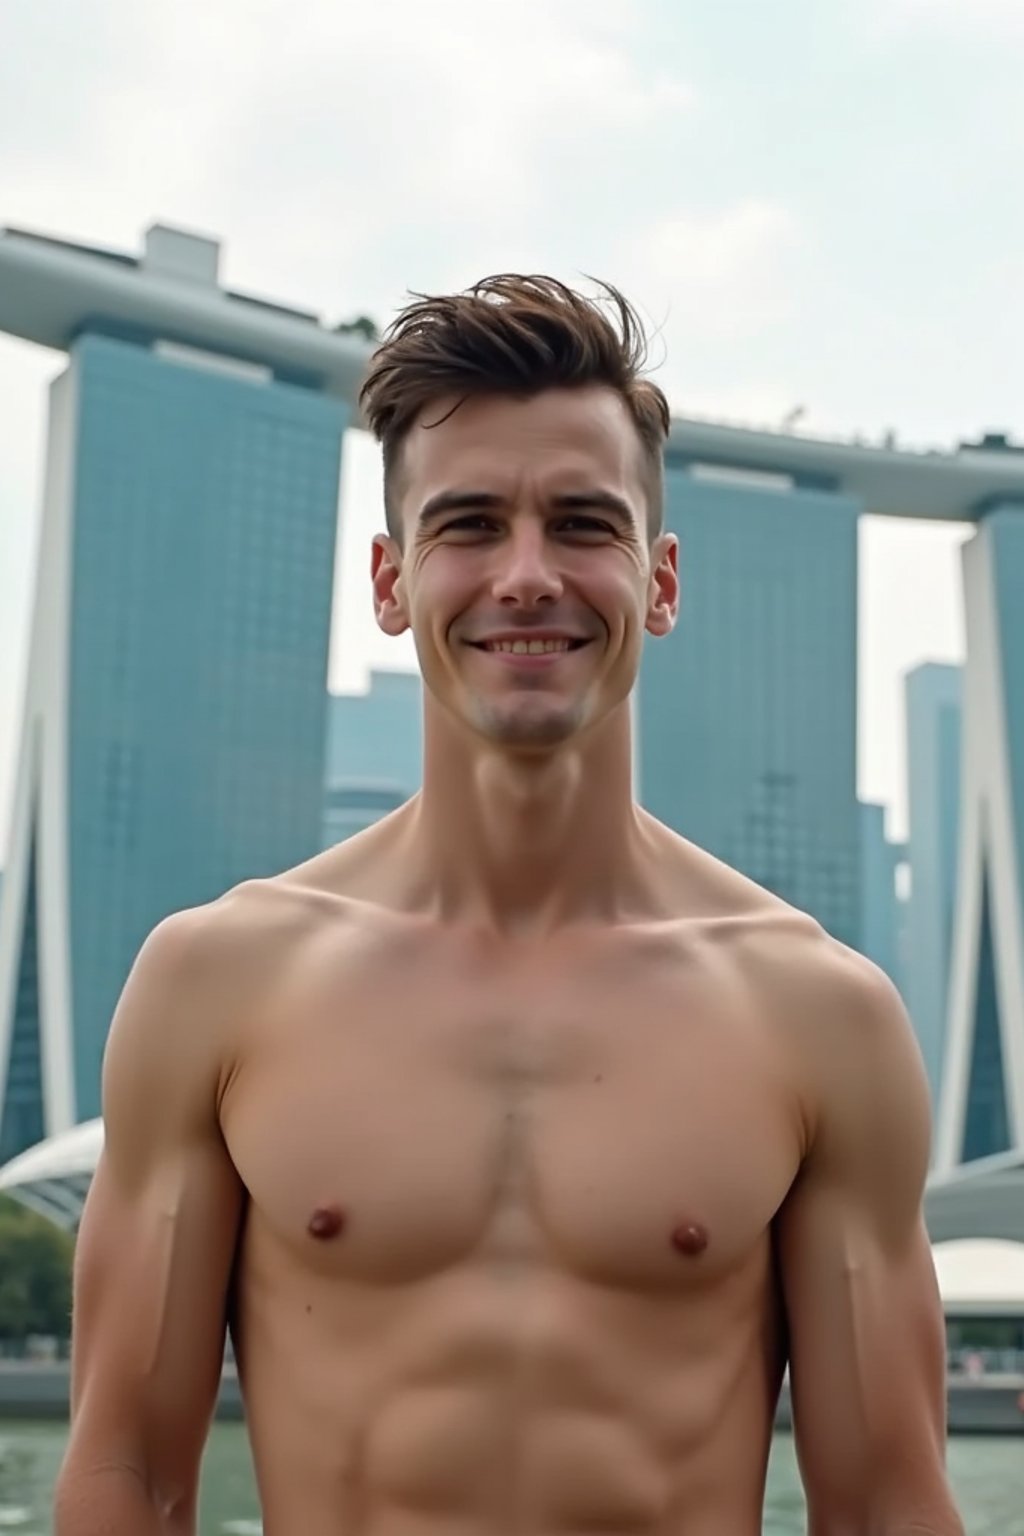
[470,638,589,655]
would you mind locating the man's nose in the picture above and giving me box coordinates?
[491,522,563,606]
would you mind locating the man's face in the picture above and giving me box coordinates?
[372,385,678,752]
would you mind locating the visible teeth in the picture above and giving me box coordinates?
[485,639,572,654]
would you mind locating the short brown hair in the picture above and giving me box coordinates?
[359,275,671,541]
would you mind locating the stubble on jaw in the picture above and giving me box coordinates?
[467,694,589,751]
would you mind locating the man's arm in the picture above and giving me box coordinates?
[54,905,246,1536]
[775,947,963,1536]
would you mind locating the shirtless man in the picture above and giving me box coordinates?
[54,277,963,1535]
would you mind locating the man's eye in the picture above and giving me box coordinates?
[558,516,613,535]
[441,515,497,534]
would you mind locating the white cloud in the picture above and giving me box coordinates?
[877,0,1024,38]
[899,0,1023,18]
[0,0,696,318]
[616,200,802,357]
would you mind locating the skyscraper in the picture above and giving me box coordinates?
[322,670,422,845]
[903,662,962,1115]
[638,465,861,949]
[0,225,365,1161]
[937,508,1024,1169]
[858,801,906,991]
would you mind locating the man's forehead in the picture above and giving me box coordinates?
[401,386,642,482]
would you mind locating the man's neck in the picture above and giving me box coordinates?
[405,706,655,934]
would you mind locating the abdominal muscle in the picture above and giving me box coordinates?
[233,1249,783,1536]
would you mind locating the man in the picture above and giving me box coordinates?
[55,276,963,1535]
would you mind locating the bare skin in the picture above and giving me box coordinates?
[55,385,962,1535]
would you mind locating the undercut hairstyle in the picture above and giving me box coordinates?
[359,275,671,542]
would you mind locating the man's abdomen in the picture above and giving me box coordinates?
[238,1261,782,1536]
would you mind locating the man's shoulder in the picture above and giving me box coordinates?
[660,833,916,1081]
[719,906,925,1154]
[145,875,313,964]
[728,907,898,1016]
[655,826,832,954]
[720,899,909,1061]
[130,861,342,1008]
[656,825,897,1008]
[137,819,413,1007]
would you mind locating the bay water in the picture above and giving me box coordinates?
[1,1421,1020,1533]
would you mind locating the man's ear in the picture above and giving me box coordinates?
[371,534,410,636]
[646,532,679,638]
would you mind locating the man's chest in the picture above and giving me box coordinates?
[221,933,803,1290]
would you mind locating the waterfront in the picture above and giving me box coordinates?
[1,1422,1022,1534]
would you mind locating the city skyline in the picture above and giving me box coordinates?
[0,222,1019,1219]
[0,272,351,1154]
[5,0,1023,855]
[1,356,972,863]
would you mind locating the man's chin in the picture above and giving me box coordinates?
[471,700,586,750]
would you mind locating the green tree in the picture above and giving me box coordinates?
[335,314,379,343]
[0,1195,74,1345]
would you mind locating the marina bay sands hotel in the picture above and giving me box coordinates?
[0,222,1021,1237]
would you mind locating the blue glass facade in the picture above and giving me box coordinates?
[54,333,345,1128]
[989,509,1024,915]
[958,507,1024,1162]
[903,663,962,1112]
[638,467,861,948]
[962,871,1011,1161]
[936,504,1024,1171]
[323,671,422,845]
[0,824,44,1163]
[858,802,905,990]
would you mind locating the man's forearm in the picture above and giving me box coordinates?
[884,1525,965,1535]
[54,1462,194,1536]
[807,1517,965,1535]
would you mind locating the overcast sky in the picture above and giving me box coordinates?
[3,0,1022,858]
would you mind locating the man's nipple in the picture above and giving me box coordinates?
[307,1203,346,1241]
[670,1220,709,1257]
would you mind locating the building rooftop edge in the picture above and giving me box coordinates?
[665,417,1024,523]
[3,223,1024,520]
[0,223,373,401]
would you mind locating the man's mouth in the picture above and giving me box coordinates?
[472,637,588,656]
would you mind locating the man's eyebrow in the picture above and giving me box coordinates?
[415,487,637,526]
[550,489,635,521]
[417,490,504,526]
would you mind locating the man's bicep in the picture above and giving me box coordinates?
[71,1141,242,1433]
[65,912,244,1483]
[777,957,960,1533]
[777,1174,947,1513]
